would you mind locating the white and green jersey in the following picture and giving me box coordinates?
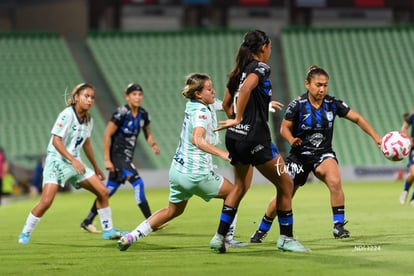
[46,106,93,162]
[172,99,220,174]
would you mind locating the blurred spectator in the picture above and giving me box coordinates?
[0,147,6,205]
[31,158,44,195]
[2,170,17,196]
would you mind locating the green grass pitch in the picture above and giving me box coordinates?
[1,180,413,276]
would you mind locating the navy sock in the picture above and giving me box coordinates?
[138,202,151,219]
[258,214,274,232]
[83,180,119,225]
[332,205,345,224]
[83,200,98,225]
[277,210,293,237]
[217,205,237,237]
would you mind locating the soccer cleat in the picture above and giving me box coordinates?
[250,230,268,243]
[333,221,350,239]
[80,222,101,233]
[410,200,414,206]
[225,239,248,248]
[117,234,134,251]
[102,228,128,240]
[18,233,30,245]
[277,235,310,252]
[209,234,226,253]
[400,190,408,204]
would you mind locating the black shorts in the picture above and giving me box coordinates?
[109,155,140,183]
[286,152,338,186]
[225,137,277,166]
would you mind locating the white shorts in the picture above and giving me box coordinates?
[42,156,94,189]
[168,165,223,203]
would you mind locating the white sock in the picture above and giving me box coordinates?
[225,214,238,241]
[97,206,113,231]
[22,212,41,234]
[131,220,153,242]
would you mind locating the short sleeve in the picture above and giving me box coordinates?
[51,109,71,138]
[333,97,351,117]
[192,107,209,129]
[252,62,271,81]
[111,106,128,126]
[212,98,223,111]
[284,98,299,121]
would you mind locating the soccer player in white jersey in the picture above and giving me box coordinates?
[116,73,246,251]
[18,83,125,245]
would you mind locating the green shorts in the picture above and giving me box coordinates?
[42,156,94,189]
[168,166,224,204]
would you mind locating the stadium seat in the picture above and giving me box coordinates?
[0,33,106,169]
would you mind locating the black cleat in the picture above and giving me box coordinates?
[250,230,268,243]
[80,221,101,233]
[333,221,350,239]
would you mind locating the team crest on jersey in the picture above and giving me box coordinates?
[326,111,333,121]
[199,114,207,120]
[309,133,324,147]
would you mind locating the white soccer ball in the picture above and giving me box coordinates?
[381,131,411,161]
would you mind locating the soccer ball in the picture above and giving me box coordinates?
[381,131,411,161]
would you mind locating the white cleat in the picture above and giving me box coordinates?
[399,190,408,205]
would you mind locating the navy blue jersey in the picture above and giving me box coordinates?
[285,92,350,157]
[110,105,150,160]
[405,112,414,138]
[405,112,414,166]
[226,60,272,142]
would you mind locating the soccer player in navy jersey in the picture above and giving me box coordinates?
[209,29,309,253]
[80,83,160,233]
[399,111,414,205]
[250,65,382,243]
